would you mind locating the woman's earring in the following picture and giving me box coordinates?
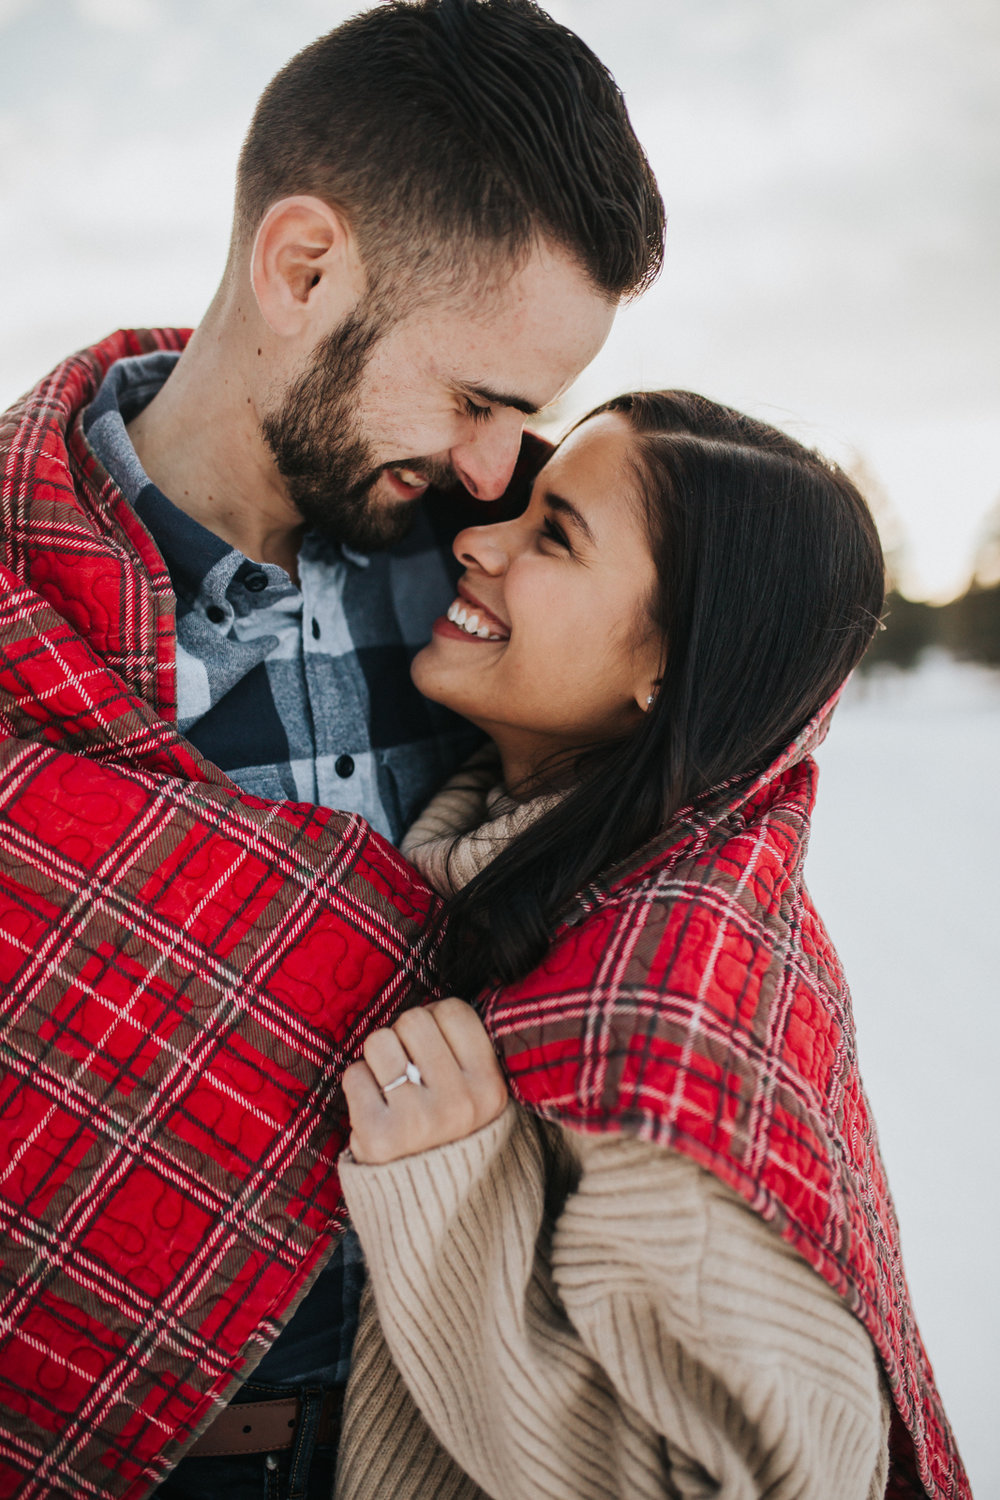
[646,694,655,708]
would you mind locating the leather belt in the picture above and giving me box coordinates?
[186,1389,343,1458]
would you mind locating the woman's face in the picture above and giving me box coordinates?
[411,411,662,787]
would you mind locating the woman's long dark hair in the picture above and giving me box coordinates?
[437,391,885,995]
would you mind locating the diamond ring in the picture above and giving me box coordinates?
[381,1059,423,1095]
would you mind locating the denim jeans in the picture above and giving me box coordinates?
[155,1381,342,1500]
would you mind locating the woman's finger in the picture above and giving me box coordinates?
[361,1025,414,1089]
[342,1058,386,1117]
[342,1059,394,1162]
[428,997,501,1074]
[343,1065,406,1165]
[427,998,509,1120]
[392,1005,465,1082]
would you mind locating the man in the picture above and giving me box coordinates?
[0,3,663,1497]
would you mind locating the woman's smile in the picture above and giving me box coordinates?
[434,586,511,642]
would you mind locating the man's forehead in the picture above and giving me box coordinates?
[384,258,615,412]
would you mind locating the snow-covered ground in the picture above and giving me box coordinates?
[807,653,999,1495]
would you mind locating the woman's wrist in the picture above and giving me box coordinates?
[340,1098,515,1173]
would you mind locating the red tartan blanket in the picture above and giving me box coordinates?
[0,331,444,1498]
[483,706,969,1499]
[1,332,968,1500]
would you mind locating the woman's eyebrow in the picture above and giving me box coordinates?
[544,491,595,544]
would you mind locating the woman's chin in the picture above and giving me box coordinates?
[410,646,466,718]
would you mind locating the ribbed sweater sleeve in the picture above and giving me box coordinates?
[335,1102,890,1500]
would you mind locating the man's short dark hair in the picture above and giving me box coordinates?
[235,0,664,301]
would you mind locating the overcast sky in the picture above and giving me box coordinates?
[1,0,997,600]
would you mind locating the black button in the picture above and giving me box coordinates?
[311,618,321,640]
[205,604,226,624]
[335,754,355,779]
[244,570,268,593]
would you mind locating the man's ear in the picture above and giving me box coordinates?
[250,195,366,339]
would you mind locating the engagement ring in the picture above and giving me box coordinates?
[382,1059,423,1095]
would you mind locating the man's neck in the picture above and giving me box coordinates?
[126,317,305,578]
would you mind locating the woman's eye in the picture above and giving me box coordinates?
[541,516,571,551]
[463,398,492,424]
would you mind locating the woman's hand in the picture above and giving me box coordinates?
[342,997,510,1165]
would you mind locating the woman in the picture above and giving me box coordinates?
[335,393,968,1499]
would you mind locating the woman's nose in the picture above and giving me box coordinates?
[453,522,513,575]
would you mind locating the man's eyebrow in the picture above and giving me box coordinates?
[545,490,595,545]
[461,381,540,417]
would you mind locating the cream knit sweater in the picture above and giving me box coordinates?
[334,759,891,1500]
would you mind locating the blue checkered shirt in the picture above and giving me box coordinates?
[83,350,480,1395]
[84,350,480,845]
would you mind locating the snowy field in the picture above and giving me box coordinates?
[807,654,999,1496]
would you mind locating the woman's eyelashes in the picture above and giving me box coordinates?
[541,514,572,552]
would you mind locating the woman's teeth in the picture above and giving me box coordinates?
[446,600,506,640]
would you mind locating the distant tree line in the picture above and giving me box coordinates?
[860,499,1000,672]
[861,581,1000,672]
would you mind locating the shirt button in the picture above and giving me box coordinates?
[311,618,321,640]
[244,570,268,593]
[205,604,227,624]
[335,754,355,779]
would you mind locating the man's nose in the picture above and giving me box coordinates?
[450,413,526,501]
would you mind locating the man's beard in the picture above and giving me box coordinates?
[261,306,455,552]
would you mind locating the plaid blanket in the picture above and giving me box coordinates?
[0,331,967,1499]
[0,332,446,1498]
[483,703,969,1500]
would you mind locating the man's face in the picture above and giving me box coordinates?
[261,242,616,551]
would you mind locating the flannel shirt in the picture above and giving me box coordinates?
[82,350,481,846]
